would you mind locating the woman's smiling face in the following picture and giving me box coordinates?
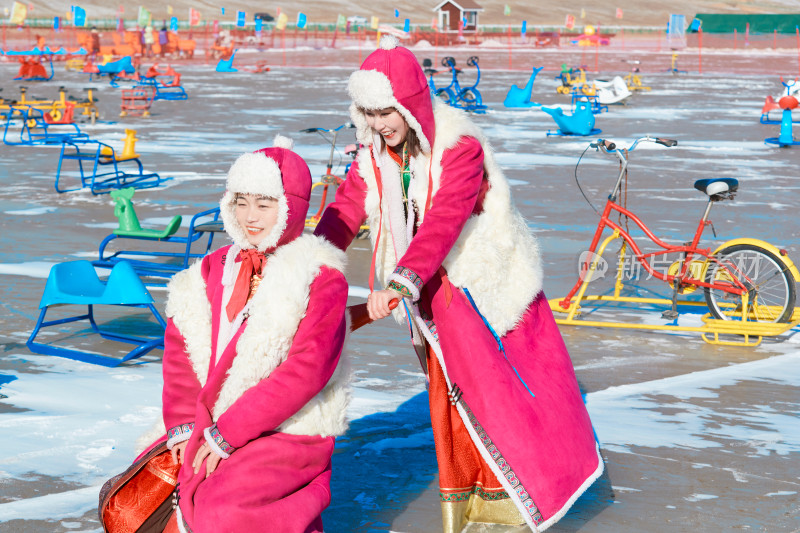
[364,107,409,148]
[234,194,279,246]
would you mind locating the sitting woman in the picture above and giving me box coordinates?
[159,137,350,532]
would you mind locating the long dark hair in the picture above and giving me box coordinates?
[405,126,421,157]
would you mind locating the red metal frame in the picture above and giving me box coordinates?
[560,196,749,309]
[120,86,155,116]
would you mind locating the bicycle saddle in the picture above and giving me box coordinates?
[694,178,738,199]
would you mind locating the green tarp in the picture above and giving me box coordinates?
[692,14,800,34]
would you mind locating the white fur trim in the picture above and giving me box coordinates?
[412,300,602,531]
[379,34,400,50]
[220,151,289,251]
[347,75,432,154]
[272,134,294,150]
[135,419,167,454]
[167,235,351,437]
[226,152,284,198]
[203,426,231,459]
[360,100,542,335]
[219,191,289,252]
[165,260,212,387]
[176,506,187,533]
[535,445,605,531]
[348,70,396,112]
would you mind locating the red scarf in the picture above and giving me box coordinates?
[226,248,268,321]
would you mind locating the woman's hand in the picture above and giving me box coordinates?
[192,441,223,478]
[170,440,188,465]
[367,289,401,321]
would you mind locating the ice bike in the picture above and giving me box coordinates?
[300,122,368,237]
[423,56,487,113]
[550,136,799,346]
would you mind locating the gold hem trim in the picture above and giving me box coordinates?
[440,493,525,533]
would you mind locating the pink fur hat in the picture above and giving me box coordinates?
[220,135,311,252]
[347,35,435,154]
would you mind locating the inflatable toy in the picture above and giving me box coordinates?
[592,76,632,105]
[542,100,600,136]
[504,66,543,108]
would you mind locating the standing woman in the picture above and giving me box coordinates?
[315,36,603,532]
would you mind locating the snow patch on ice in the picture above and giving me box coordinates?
[4,206,58,216]
[0,261,57,279]
[685,493,718,502]
[586,352,800,454]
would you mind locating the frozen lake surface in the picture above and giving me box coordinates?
[0,49,798,532]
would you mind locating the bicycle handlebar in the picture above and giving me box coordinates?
[300,122,354,134]
[592,135,678,154]
[585,136,678,203]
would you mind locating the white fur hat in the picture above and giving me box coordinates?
[220,135,310,252]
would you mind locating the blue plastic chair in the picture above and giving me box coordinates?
[94,206,222,283]
[137,76,188,101]
[26,260,166,367]
[55,138,169,194]
[2,104,90,146]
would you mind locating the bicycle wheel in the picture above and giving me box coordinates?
[459,88,481,105]
[435,88,455,105]
[704,244,796,323]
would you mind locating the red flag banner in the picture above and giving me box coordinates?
[616,8,623,19]
[565,14,575,29]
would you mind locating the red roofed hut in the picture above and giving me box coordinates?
[433,0,484,32]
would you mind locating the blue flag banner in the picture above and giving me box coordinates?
[394,9,399,17]
[236,10,245,27]
[73,6,87,27]
[255,17,263,32]
[521,20,527,35]
[297,12,307,28]
[53,16,60,30]
[170,16,178,30]
[403,18,410,32]
[221,7,226,15]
